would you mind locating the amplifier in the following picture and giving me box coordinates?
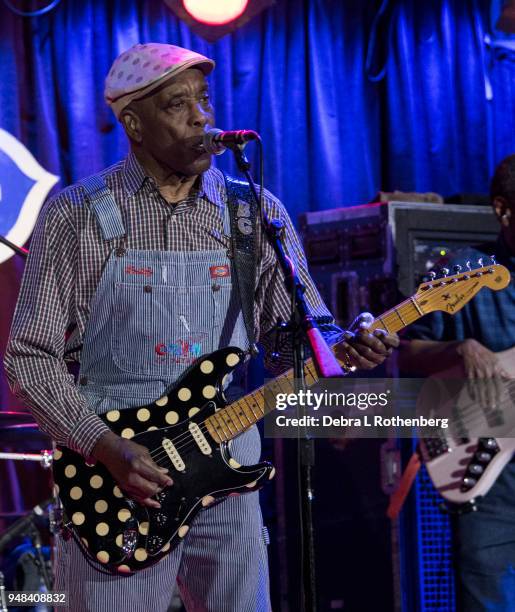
[299,202,499,326]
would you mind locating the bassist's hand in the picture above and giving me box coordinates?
[457,339,509,407]
[91,431,173,509]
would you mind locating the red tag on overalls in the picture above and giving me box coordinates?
[210,265,230,278]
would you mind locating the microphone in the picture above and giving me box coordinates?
[203,128,260,155]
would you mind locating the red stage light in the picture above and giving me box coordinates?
[164,0,275,42]
[182,0,249,25]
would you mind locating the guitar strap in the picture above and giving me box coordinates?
[386,451,421,520]
[223,174,258,357]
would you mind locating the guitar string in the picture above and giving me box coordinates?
[144,304,417,463]
[148,377,514,465]
[146,407,259,465]
[146,379,294,463]
[139,368,514,466]
[419,379,515,430]
[95,275,502,494]
[147,374,299,463]
[149,421,234,464]
[145,335,404,463]
[128,273,501,465]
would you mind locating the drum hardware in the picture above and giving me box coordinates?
[0,499,54,605]
[27,523,51,592]
[0,500,53,556]
[0,411,55,602]
[0,450,53,468]
[0,570,6,612]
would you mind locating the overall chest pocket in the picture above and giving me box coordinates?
[111,282,219,377]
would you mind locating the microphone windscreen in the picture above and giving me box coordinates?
[203,128,226,155]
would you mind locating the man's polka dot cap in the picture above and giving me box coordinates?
[104,43,215,119]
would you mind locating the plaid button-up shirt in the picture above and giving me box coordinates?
[5,152,339,458]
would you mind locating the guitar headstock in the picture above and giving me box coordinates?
[414,263,510,315]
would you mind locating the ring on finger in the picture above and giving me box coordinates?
[342,349,357,373]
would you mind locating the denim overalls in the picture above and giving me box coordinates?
[54,175,270,611]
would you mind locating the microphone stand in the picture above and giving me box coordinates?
[229,143,343,612]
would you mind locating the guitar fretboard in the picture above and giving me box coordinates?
[204,296,424,444]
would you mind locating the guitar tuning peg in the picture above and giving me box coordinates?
[466,260,472,271]
[477,257,484,267]
[441,267,450,277]
[453,264,462,274]
[490,255,496,265]
[428,271,437,282]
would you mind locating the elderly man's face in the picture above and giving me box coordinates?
[129,68,215,177]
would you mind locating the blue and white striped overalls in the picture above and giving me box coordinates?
[54,177,271,612]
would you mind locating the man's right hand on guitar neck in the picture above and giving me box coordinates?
[91,431,173,508]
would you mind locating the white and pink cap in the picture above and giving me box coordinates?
[104,43,215,119]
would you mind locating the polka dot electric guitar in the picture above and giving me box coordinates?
[53,263,511,573]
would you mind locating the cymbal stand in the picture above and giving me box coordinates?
[0,450,53,467]
[0,571,7,612]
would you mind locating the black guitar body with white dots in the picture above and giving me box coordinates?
[53,347,275,574]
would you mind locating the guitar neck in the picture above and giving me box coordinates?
[205,296,426,444]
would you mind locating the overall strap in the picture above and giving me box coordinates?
[224,174,258,356]
[79,174,126,241]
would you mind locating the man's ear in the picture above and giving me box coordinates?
[493,196,508,225]
[120,107,142,143]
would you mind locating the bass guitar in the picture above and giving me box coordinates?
[420,346,515,505]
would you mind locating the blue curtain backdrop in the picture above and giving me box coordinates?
[1,0,515,514]
[1,0,513,213]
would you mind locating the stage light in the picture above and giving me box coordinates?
[164,0,275,42]
[182,0,249,25]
